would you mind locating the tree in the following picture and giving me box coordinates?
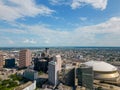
[38,71,43,75]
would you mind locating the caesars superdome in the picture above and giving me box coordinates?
[84,61,120,81]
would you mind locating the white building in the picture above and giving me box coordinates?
[48,61,58,86]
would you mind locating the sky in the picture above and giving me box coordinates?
[0,0,120,47]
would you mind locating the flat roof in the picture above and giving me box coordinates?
[15,81,33,90]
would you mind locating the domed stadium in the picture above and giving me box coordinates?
[84,61,120,81]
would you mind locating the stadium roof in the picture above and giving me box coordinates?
[84,61,117,72]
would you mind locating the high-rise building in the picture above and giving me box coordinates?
[53,55,62,71]
[5,58,15,68]
[0,52,3,69]
[45,48,49,55]
[48,61,58,86]
[34,58,48,73]
[77,65,94,90]
[61,68,76,86]
[19,49,31,68]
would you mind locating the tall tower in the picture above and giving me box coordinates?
[48,61,58,86]
[77,65,93,90]
[45,48,49,55]
[53,55,62,71]
[0,52,3,70]
[19,49,31,68]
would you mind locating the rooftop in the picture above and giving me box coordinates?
[49,61,56,65]
[15,81,33,90]
[84,61,117,72]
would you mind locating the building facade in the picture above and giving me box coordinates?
[48,61,58,86]
[53,55,62,71]
[34,58,48,73]
[77,65,94,90]
[0,52,3,69]
[62,68,76,86]
[19,49,31,68]
[5,58,15,68]
[23,69,38,81]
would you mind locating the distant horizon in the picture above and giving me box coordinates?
[0,46,120,48]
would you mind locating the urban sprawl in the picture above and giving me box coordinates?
[0,47,120,90]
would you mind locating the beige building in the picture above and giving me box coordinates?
[19,49,31,68]
[53,55,62,71]
[0,51,3,69]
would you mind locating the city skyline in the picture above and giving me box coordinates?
[0,0,120,47]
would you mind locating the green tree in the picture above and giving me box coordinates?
[38,71,43,75]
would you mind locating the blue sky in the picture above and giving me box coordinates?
[0,0,120,47]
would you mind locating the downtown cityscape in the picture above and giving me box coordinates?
[0,0,120,90]
[0,47,120,90]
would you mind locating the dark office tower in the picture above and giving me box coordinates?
[61,68,75,86]
[19,49,31,68]
[5,58,15,68]
[77,65,94,90]
[45,48,49,54]
[34,58,48,73]
[0,52,3,69]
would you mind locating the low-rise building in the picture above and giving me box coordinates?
[15,81,36,90]
[23,69,38,81]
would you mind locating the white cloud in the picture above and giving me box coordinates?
[8,39,14,44]
[0,36,14,45]
[49,0,59,4]
[0,0,54,21]
[26,17,120,46]
[71,0,108,10]
[80,17,120,34]
[49,0,71,5]
[23,39,37,44]
[0,17,120,46]
[49,0,108,10]
[79,17,87,21]
[0,29,27,34]
[73,17,120,46]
